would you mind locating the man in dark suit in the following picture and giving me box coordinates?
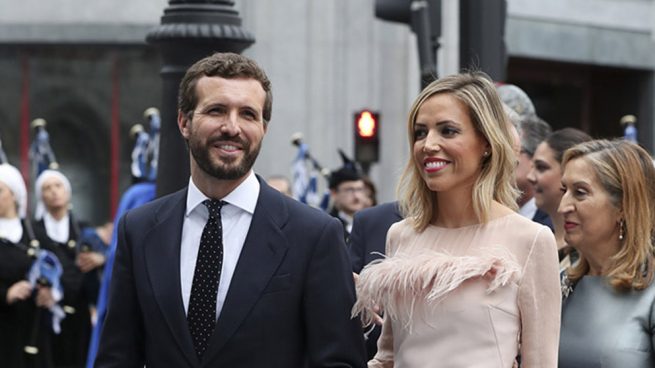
[515,115,554,230]
[498,84,553,230]
[95,52,366,368]
[348,201,402,360]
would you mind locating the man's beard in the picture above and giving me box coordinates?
[189,134,261,180]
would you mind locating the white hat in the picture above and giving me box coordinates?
[0,164,28,218]
[34,169,72,220]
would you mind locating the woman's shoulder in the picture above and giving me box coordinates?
[493,212,553,238]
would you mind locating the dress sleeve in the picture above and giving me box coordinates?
[368,318,394,368]
[366,223,404,368]
[517,226,561,367]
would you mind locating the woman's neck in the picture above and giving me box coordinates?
[433,186,503,228]
[584,240,621,276]
[48,207,68,221]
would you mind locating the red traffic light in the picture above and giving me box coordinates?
[354,109,380,164]
[356,110,378,139]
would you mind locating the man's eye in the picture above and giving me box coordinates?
[242,111,257,120]
[207,108,225,116]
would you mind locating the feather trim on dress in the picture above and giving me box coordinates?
[351,247,522,328]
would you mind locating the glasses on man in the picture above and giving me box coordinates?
[338,187,365,195]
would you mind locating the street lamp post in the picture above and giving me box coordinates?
[147,0,255,197]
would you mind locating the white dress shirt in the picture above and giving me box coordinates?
[518,197,538,220]
[338,210,354,233]
[180,171,259,320]
[44,212,70,243]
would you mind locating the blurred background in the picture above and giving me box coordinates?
[1,0,654,224]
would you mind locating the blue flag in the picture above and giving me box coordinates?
[0,135,8,164]
[29,120,58,178]
[130,125,150,180]
[145,109,161,182]
[27,249,65,333]
[291,143,330,210]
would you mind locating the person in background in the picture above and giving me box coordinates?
[361,177,377,209]
[329,165,366,241]
[265,175,292,196]
[76,221,112,323]
[353,72,561,367]
[517,115,553,228]
[527,128,592,268]
[33,169,93,368]
[0,163,59,368]
[558,139,655,367]
[497,83,553,229]
[85,120,158,368]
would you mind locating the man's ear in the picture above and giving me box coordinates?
[177,110,190,139]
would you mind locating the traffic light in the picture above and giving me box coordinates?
[460,0,507,81]
[354,110,380,164]
[375,0,441,88]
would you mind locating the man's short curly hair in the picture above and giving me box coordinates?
[178,52,272,124]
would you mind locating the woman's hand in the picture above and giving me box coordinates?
[353,272,384,325]
[77,251,106,273]
[6,280,33,304]
[35,286,55,308]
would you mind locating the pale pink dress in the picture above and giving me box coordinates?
[353,213,561,368]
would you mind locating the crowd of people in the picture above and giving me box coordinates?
[1,51,654,368]
[0,165,110,368]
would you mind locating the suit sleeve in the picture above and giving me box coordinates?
[349,212,367,274]
[303,217,367,367]
[93,212,145,368]
[518,227,561,367]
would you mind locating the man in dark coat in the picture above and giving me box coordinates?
[348,201,403,360]
[95,52,365,368]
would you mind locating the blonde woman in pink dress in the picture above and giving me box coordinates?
[353,72,561,368]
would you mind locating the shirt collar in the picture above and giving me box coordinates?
[519,197,538,218]
[44,211,69,226]
[186,171,260,216]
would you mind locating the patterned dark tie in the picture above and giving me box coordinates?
[187,199,225,358]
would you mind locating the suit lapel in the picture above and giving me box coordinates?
[144,189,199,367]
[202,180,289,364]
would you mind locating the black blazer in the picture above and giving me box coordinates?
[349,202,403,274]
[95,177,366,368]
[532,208,554,231]
[348,202,402,361]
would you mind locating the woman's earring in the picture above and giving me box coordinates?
[619,219,625,241]
[483,151,489,157]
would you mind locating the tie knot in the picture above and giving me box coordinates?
[203,199,225,219]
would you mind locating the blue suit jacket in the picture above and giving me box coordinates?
[349,202,403,274]
[95,177,366,368]
[532,208,553,231]
[348,202,403,360]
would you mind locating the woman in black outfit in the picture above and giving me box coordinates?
[33,169,93,368]
[0,163,58,368]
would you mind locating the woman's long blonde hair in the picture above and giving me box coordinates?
[397,72,519,232]
[563,139,655,290]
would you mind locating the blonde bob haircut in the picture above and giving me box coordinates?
[562,139,655,290]
[397,72,519,232]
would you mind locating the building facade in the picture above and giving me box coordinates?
[1,0,653,223]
